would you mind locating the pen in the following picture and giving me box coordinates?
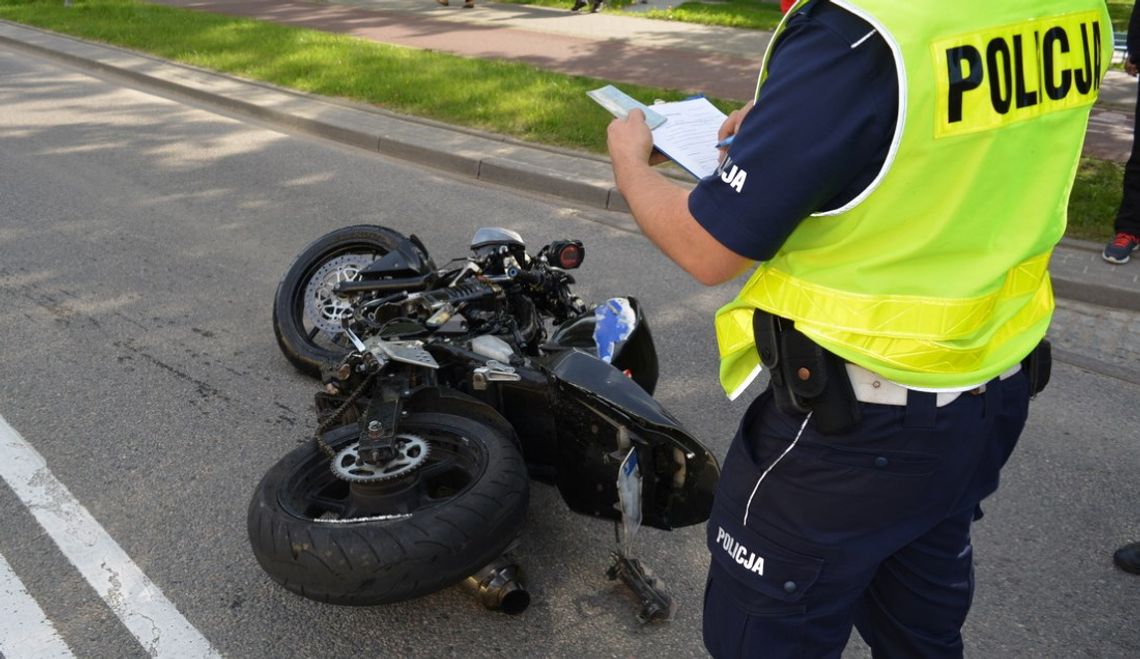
[715,136,735,149]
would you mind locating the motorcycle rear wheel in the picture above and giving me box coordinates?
[273,224,413,377]
[247,413,529,606]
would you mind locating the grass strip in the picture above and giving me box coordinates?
[0,0,1122,241]
[1070,158,1125,242]
[498,0,784,30]
[1107,0,1133,32]
[509,0,1133,33]
[632,0,783,30]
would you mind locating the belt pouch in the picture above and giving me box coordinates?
[753,310,808,415]
[752,310,861,433]
[781,326,860,434]
[1021,339,1052,396]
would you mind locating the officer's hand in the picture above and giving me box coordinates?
[607,109,667,168]
[717,100,755,160]
[1128,58,1138,77]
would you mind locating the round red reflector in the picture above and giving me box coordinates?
[558,245,582,269]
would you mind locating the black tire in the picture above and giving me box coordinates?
[247,413,529,606]
[272,224,412,377]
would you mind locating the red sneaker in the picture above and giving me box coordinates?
[1102,232,1140,264]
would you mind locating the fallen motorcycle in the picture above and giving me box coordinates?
[247,225,719,618]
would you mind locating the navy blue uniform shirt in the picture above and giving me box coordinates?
[688,0,898,262]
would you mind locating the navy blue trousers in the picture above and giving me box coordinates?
[703,371,1030,658]
[1115,77,1140,236]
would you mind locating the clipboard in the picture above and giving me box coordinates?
[589,86,728,180]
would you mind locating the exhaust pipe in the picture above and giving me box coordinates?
[462,556,530,615]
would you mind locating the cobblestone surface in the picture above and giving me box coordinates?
[1085,108,1135,162]
[1049,298,1140,384]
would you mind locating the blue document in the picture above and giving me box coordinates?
[587,85,667,129]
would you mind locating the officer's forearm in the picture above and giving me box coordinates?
[612,160,751,285]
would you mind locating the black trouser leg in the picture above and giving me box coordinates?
[1115,80,1140,235]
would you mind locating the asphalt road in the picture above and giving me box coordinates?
[0,48,1137,659]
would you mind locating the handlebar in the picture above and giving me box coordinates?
[348,247,585,338]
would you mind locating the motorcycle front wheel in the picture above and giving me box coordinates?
[273,224,414,377]
[247,413,529,606]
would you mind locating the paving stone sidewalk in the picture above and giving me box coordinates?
[151,0,768,102]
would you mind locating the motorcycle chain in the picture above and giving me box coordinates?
[312,370,377,460]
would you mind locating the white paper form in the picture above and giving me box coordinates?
[650,97,728,180]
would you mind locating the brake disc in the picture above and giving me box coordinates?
[330,434,431,484]
[303,254,374,334]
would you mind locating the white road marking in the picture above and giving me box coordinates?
[0,413,222,658]
[0,550,76,659]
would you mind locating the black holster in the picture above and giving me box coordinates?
[1021,339,1052,396]
[752,310,861,435]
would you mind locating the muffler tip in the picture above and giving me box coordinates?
[498,584,531,615]
[462,557,530,614]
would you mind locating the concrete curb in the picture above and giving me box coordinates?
[2,20,1137,313]
[1054,238,1140,312]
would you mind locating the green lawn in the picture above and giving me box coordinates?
[0,0,733,153]
[632,0,784,30]
[0,0,1124,241]
[1107,0,1133,32]
[1069,158,1125,241]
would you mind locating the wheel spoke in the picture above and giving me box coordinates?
[308,492,349,514]
[417,456,458,481]
[283,426,488,520]
[298,479,354,518]
[341,499,380,519]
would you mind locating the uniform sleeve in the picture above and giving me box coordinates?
[687,4,897,262]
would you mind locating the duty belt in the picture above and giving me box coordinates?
[751,309,1049,434]
[845,362,1022,408]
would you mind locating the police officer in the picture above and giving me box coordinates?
[606,0,1112,656]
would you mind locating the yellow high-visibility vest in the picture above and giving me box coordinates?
[716,0,1112,399]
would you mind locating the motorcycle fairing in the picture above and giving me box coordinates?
[548,297,659,395]
[544,349,719,530]
[593,298,637,364]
